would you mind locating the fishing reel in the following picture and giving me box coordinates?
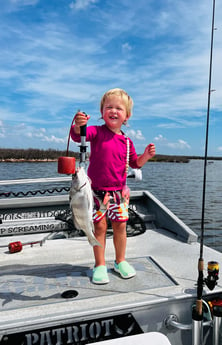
[204,261,219,291]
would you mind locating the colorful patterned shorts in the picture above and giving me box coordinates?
[92,189,130,223]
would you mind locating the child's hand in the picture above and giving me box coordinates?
[144,143,156,159]
[74,112,90,128]
[137,143,155,167]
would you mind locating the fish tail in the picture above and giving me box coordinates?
[88,237,102,247]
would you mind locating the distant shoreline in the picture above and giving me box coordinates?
[1,156,222,163]
[0,148,221,163]
[0,158,58,163]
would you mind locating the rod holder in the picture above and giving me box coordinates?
[192,319,203,345]
[213,305,222,345]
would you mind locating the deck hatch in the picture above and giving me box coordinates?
[0,257,176,311]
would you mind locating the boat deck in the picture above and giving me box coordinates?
[0,254,176,311]
[0,190,222,345]
[0,228,221,323]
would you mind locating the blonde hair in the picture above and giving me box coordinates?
[100,88,133,118]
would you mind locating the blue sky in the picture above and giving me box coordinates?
[0,0,221,156]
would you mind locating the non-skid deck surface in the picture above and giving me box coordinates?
[0,257,176,311]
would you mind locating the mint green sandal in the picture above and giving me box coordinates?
[92,265,109,284]
[114,261,136,279]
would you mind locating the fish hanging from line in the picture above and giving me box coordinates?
[69,167,101,247]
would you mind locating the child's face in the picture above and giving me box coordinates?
[101,95,128,133]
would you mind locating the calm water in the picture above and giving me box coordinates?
[0,160,221,252]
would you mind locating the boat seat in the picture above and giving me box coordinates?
[89,332,172,344]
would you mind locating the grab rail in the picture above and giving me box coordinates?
[0,177,71,186]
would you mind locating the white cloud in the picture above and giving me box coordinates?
[69,0,98,11]
[126,129,145,140]
[218,146,222,152]
[2,0,39,12]
[42,135,65,144]
[0,120,6,138]
[168,139,191,150]
[0,122,67,147]
[154,134,164,142]
[122,42,132,53]
[28,128,66,144]
[157,123,185,129]
[10,0,38,5]
[154,134,191,150]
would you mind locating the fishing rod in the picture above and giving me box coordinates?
[192,0,218,344]
[199,0,216,263]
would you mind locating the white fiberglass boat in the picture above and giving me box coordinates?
[0,176,221,345]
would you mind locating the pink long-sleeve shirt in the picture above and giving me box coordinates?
[71,124,140,191]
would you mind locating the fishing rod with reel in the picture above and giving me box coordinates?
[192,1,221,344]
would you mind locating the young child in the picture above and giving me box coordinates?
[71,88,155,284]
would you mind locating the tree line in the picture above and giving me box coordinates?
[0,148,221,162]
[0,148,79,161]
